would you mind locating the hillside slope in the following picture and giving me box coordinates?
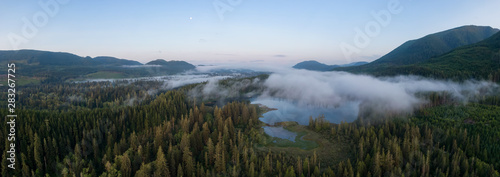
[376,31,500,80]
[335,25,499,74]
[0,50,142,66]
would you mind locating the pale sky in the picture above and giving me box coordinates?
[1,0,499,65]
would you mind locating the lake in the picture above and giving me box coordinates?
[252,98,360,141]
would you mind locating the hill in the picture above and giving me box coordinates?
[373,31,500,80]
[335,25,499,73]
[293,60,367,71]
[146,59,196,71]
[0,50,142,66]
[0,50,196,83]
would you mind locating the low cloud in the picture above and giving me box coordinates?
[263,70,497,114]
[191,68,498,119]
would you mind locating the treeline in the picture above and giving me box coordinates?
[0,80,165,111]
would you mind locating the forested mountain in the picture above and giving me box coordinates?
[374,25,498,65]
[363,30,500,81]
[0,50,142,66]
[146,59,196,71]
[335,30,500,81]
[335,25,499,75]
[0,50,197,83]
[293,60,367,71]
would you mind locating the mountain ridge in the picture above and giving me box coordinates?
[0,49,197,82]
[335,25,499,73]
[372,30,500,80]
[0,49,143,66]
[293,60,368,71]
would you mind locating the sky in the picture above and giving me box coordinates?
[1,0,500,65]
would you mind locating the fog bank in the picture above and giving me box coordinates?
[194,68,498,120]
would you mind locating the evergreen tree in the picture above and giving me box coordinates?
[154,146,170,177]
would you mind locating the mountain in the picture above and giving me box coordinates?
[293,60,367,71]
[0,50,142,66]
[374,25,499,65]
[146,59,196,70]
[293,60,336,71]
[335,25,499,73]
[0,50,197,83]
[0,50,91,66]
[373,31,500,80]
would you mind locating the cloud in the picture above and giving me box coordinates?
[215,53,238,56]
[162,74,231,90]
[261,70,497,116]
[273,54,287,57]
[190,67,498,120]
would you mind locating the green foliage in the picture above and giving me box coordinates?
[1,78,499,176]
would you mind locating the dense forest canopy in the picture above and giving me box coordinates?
[1,74,499,176]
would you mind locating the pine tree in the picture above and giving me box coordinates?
[74,143,83,176]
[34,133,44,173]
[177,164,184,177]
[154,146,171,177]
[182,147,194,177]
[136,163,152,177]
[120,154,132,177]
[248,162,255,177]
[372,151,381,177]
[202,122,210,143]
[284,166,296,177]
[207,138,214,165]
[214,141,225,173]
[296,156,302,175]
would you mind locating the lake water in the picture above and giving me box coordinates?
[252,98,360,125]
[263,126,297,142]
[253,98,360,141]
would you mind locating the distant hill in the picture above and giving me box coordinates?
[0,50,142,66]
[146,59,196,71]
[0,50,197,82]
[335,25,499,73]
[293,60,367,71]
